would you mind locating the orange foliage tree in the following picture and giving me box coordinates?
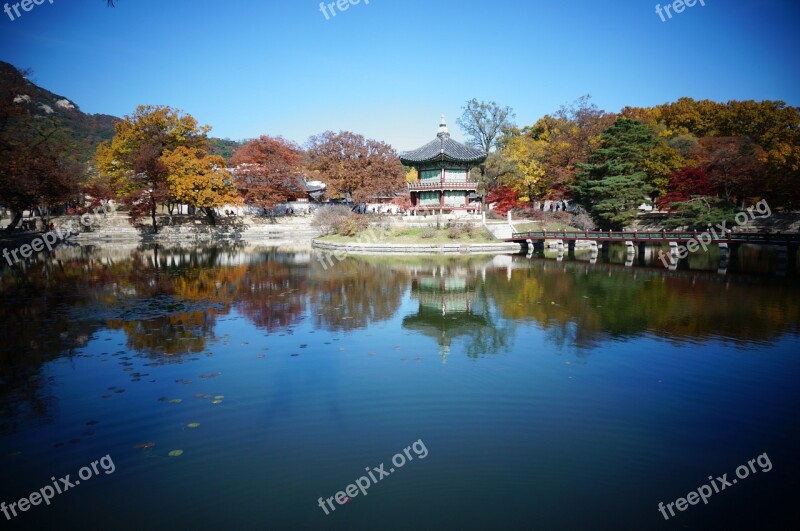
[230,136,304,209]
[306,131,405,203]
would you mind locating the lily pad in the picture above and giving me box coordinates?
[213,395,224,400]
[168,450,184,457]
[211,400,222,405]
[169,399,183,404]
[186,423,200,429]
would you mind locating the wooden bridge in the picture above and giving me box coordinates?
[506,229,800,247]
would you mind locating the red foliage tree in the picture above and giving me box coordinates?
[658,167,714,209]
[486,186,520,215]
[696,137,765,205]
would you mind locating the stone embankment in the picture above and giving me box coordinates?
[65,214,320,244]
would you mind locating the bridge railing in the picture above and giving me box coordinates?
[509,229,800,244]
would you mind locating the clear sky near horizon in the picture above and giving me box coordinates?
[0,0,798,151]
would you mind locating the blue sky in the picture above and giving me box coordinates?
[0,0,798,151]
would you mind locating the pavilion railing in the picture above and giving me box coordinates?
[407,181,479,191]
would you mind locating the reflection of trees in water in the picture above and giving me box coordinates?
[108,311,216,359]
[106,247,310,352]
[0,245,310,432]
[0,260,105,434]
[308,260,409,332]
[0,369,57,436]
[236,261,307,332]
[486,259,800,352]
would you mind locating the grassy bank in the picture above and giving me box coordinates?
[512,221,581,233]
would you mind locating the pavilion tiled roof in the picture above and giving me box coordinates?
[400,116,487,165]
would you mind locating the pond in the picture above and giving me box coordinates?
[1,244,798,530]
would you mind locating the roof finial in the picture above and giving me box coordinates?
[438,114,449,138]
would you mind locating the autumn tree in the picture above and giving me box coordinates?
[716,101,800,207]
[0,66,83,230]
[230,136,304,209]
[519,96,616,200]
[95,105,210,232]
[642,141,686,198]
[574,119,657,230]
[696,137,765,205]
[501,135,548,202]
[457,99,515,155]
[486,186,521,216]
[306,131,405,203]
[161,147,239,225]
[657,167,715,209]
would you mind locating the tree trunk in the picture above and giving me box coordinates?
[3,210,22,232]
[150,198,158,234]
[204,207,217,226]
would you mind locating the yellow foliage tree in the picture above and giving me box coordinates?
[502,135,548,202]
[94,105,211,231]
[161,146,240,224]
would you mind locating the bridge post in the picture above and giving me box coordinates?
[718,243,729,275]
[638,242,646,264]
[667,242,680,270]
[624,241,635,267]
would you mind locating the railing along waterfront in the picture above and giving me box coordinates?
[507,230,800,245]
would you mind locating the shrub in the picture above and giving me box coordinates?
[335,214,371,237]
[312,205,352,235]
[447,223,464,239]
[553,211,574,224]
[462,222,476,237]
[444,222,476,239]
[526,209,548,222]
[420,226,437,239]
[570,206,596,231]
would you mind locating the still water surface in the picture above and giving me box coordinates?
[1,244,799,530]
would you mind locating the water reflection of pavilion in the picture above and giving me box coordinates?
[402,266,489,363]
